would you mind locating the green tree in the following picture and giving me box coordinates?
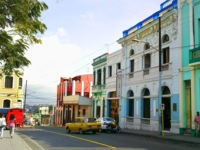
[34,107,39,114]
[0,0,48,76]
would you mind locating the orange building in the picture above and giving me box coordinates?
[55,74,93,126]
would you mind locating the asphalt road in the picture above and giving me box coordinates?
[16,126,200,150]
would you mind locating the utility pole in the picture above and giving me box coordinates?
[24,80,27,112]
[158,16,162,135]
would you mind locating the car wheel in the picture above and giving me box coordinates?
[66,127,70,133]
[92,131,96,134]
[79,128,83,134]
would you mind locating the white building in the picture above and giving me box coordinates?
[117,0,179,133]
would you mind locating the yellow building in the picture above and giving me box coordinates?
[0,70,24,108]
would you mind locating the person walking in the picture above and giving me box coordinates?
[194,111,200,137]
[0,114,6,139]
[9,114,16,138]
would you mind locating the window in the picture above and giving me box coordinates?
[163,47,169,64]
[83,109,86,116]
[108,66,112,77]
[3,99,10,108]
[162,34,169,43]
[130,49,134,56]
[5,76,13,88]
[130,59,134,72]
[116,63,121,70]
[144,54,151,69]
[93,71,96,85]
[97,69,102,85]
[103,68,106,84]
[19,78,22,89]
[144,42,150,50]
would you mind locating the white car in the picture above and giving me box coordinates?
[96,117,116,132]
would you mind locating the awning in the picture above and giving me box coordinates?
[63,95,92,105]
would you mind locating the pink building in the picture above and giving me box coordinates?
[55,74,93,126]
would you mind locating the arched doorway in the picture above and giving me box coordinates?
[162,86,171,130]
[3,99,11,108]
[17,100,22,108]
[127,90,134,117]
[107,92,119,123]
[141,88,150,119]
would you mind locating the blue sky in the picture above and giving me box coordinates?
[24,0,165,105]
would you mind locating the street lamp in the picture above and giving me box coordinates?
[131,16,162,135]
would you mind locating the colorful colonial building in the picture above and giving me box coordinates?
[117,0,179,133]
[105,49,123,123]
[0,70,24,108]
[178,0,200,136]
[92,53,108,118]
[55,75,93,126]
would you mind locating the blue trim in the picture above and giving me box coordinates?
[122,0,178,37]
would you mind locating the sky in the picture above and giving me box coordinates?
[24,0,165,105]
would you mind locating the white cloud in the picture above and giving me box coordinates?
[56,27,67,37]
[24,33,81,96]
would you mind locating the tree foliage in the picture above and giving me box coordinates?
[0,0,48,76]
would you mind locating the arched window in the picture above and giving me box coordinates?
[127,90,134,117]
[144,89,150,96]
[144,42,150,50]
[142,88,150,119]
[130,49,134,56]
[162,86,171,95]
[3,99,11,108]
[162,34,169,43]
[127,90,134,97]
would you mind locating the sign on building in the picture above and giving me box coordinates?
[116,69,123,98]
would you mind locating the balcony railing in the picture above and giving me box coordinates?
[189,46,200,65]
[162,63,169,71]
[143,69,149,75]
[141,118,150,125]
[129,72,134,78]
[126,116,134,123]
[92,84,106,91]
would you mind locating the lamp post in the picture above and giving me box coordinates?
[132,16,162,135]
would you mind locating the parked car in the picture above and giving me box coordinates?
[96,117,120,133]
[65,117,101,134]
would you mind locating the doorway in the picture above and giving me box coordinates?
[185,80,191,129]
[162,98,171,130]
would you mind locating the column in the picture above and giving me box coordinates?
[72,80,76,95]
[81,81,84,96]
[191,67,195,129]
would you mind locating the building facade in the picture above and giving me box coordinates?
[105,49,123,123]
[92,53,108,118]
[0,70,24,108]
[55,75,93,126]
[178,0,200,136]
[117,0,179,133]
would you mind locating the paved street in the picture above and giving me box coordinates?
[15,126,200,150]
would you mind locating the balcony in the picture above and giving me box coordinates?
[129,72,134,78]
[92,84,106,96]
[143,69,149,75]
[189,46,200,67]
[162,63,169,71]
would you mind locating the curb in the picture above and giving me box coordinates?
[121,131,200,145]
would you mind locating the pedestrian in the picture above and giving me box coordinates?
[194,111,200,137]
[9,114,16,138]
[0,114,6,139]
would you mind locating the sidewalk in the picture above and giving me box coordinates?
[0,129,31,150]
[121,128,200,145]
